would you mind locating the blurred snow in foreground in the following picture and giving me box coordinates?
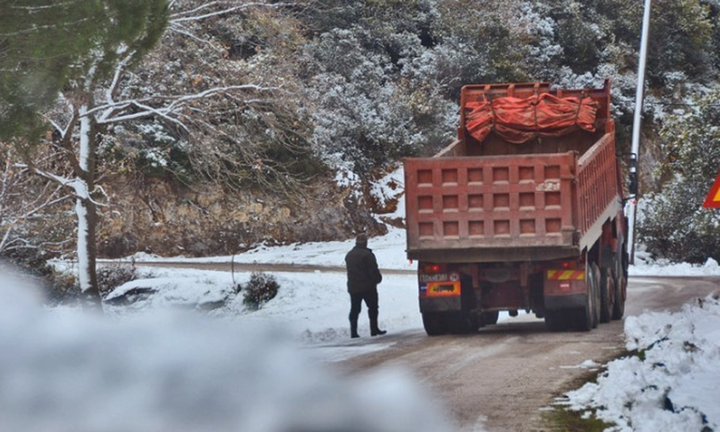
[0,264,453,432]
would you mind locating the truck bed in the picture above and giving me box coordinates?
[404,131,622,262]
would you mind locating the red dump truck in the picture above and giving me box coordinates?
[403,80,629,334]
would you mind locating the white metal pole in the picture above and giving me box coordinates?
[627,0,652,263]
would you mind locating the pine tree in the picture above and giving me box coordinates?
[0,0,169,305]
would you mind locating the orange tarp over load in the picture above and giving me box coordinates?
[464,93,599,144]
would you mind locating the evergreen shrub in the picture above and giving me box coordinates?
[242,272,280,310]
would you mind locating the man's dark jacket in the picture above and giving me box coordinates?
[345,245,382,294]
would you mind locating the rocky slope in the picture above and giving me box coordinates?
[96,176,387,258]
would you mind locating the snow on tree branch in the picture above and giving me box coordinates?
[101,100,191,131]
[106,48,136,106]
[89,84,282,129]
[169,1,294,23]
[0,18,92,36]
[7,2,78,12]
[14,163,75,192]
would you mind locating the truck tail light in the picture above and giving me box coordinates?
[561,260,582,269]
[423,263,444,274]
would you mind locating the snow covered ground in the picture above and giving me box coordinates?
[3,227,720,431]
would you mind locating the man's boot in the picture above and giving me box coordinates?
[350,319,359,338]
[371,327,387,336]
[369,315,386,336]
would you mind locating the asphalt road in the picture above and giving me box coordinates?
[333,276,720,432]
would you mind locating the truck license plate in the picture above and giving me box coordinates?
[426,281,460,297]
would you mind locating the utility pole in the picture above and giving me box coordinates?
[627,0,652,264]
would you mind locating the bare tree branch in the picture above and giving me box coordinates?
[1,145,73,254]
[166,23,225,52]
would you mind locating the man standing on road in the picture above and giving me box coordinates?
[345,233,386,338]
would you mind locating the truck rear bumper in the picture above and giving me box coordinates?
[408,245,580,263]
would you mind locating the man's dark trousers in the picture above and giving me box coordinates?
[349,290,380,336]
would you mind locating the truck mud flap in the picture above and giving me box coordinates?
[544,293,587,310]
[544,270,587,310]
[420,296,463,313]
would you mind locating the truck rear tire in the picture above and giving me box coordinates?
[611,237,627,320]
[449,312,479,334]
[422,312,445,336]
[599,268,615,323]
[482,311,499,326]
[575,264,600,331]
[612,274,626,320]
[545,310,568,331]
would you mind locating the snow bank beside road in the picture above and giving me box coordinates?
[104,266,423,345]
[563,295,720,431]
[631,251,720,277]
[121,226,417,271]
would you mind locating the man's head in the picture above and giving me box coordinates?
[355,233,368,247]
